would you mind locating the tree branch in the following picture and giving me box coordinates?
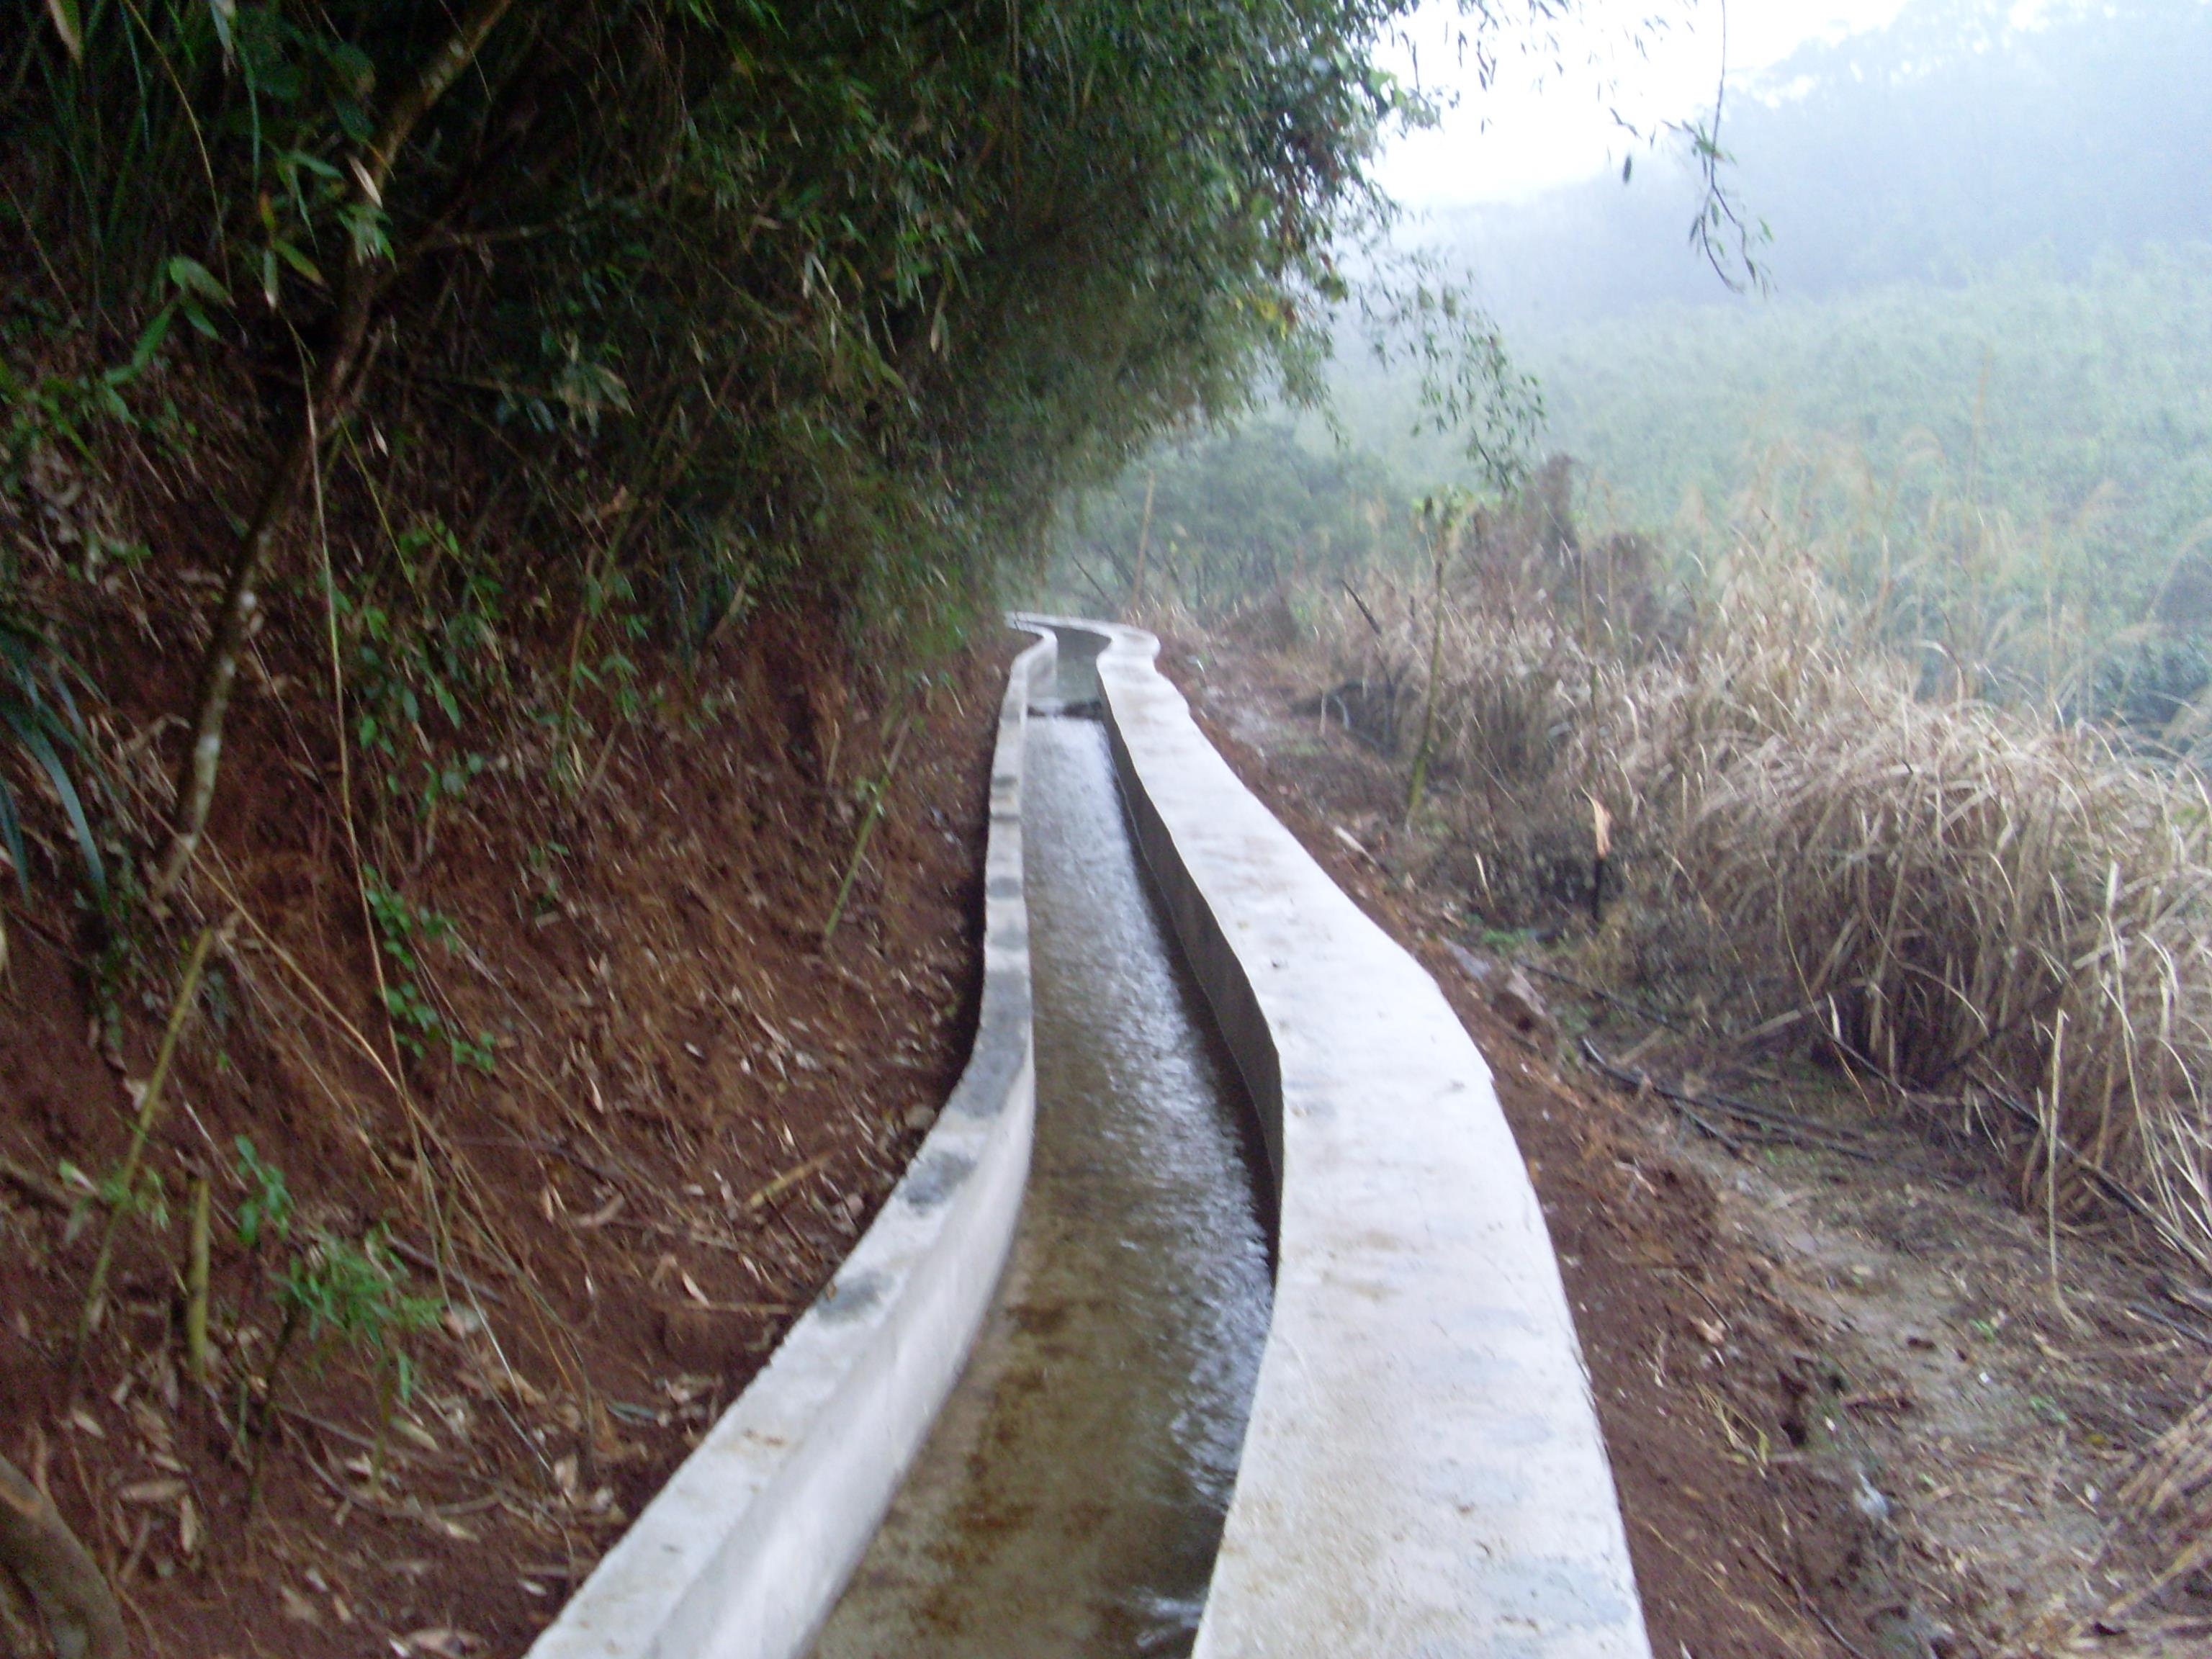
[151,0,524,901]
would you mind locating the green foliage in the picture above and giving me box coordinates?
[233,1136,294,1249]
[17,0,421,321]
[228,1146,445,1469]
[362,871,495,1072]
[223,1141,441,1452]
[338,512,503,822]
[277,1224,441,1403]
[0,611,107,907]
[56,1155,168,1243]
[5,0,1480,663]
[1355,265,1547,493]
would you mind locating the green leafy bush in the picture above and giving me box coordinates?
[9,0,1442,652]
[0,613,105,908]
[362,870,495,1072]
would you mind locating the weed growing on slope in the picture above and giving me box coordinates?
[363,871,495,1074]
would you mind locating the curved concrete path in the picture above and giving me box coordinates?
[524,628,1053,1659]
[526,619,1650,1659]
[1035,616,1651,1659]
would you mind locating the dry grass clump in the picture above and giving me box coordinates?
[1673,660,2212,1258]
[1418,603,1577,791]
[1303,500,2212,1268]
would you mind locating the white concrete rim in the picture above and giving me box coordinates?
[523,626,1054,1659]
[1015,613,1653,1659]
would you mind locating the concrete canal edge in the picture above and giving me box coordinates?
[523,627,1054,1659]
[1039,615,1655,1659]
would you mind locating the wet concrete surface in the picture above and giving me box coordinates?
[809,655,1271,1658]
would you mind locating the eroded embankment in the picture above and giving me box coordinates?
[522,629,1049,1659]
[0,618,1014,1659]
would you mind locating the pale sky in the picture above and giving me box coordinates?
[1375,0,1916,207]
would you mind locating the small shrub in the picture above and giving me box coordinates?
[0,612,107,912]
[233,1136,294,1250]
[362,871,496,1073]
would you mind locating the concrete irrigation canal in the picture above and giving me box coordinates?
[810,632,1272,1655]
[526,621,1651,1659]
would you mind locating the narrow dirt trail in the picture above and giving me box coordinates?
[1158,629,2212,1659]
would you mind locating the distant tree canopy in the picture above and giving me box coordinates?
[3,0,1490,642]
[1290,0,2212,674]
[1535,246,2212,615]
[1053,423,1415,613]
[1423,0,2212,331]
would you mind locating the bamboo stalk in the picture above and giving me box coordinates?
[150,0,523,899]
[1405,502,1457,824]
[1130,469,1156,613]
[822,710,915,945]
[73,924,219,1367]
[185,1176,211,1385]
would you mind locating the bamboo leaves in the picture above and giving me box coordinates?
[16,0,1560,901]
[0,616,107,907]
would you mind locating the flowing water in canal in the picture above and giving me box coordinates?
[809,664,1272,1658]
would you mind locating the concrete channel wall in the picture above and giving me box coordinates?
[1043,616,1653,1659]
[524,628,1054,1659]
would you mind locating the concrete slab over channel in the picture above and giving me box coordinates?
[1025,616,1652,1659]
[523,629,1054,1659]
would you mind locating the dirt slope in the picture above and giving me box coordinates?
[1,606,1015,1657]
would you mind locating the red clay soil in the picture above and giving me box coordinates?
[1,599,1019,1656]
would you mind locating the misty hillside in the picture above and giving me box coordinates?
[1274,0,2212,681]
[1537,247,2212,625]
[1426,0,2212,329]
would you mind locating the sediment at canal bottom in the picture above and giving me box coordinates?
[810,657,1272,1658]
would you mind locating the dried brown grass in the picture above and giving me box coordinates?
[1307,507,2212,1269]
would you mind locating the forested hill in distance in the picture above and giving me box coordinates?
[1295,0,2212,667]
[1529,249,2212,629]
[1420,0,2212,331]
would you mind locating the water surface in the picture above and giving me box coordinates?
[809,665,1271,1658]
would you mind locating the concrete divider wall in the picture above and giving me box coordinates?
[525,628,1054,1659]
[1034,616,1653,1659]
